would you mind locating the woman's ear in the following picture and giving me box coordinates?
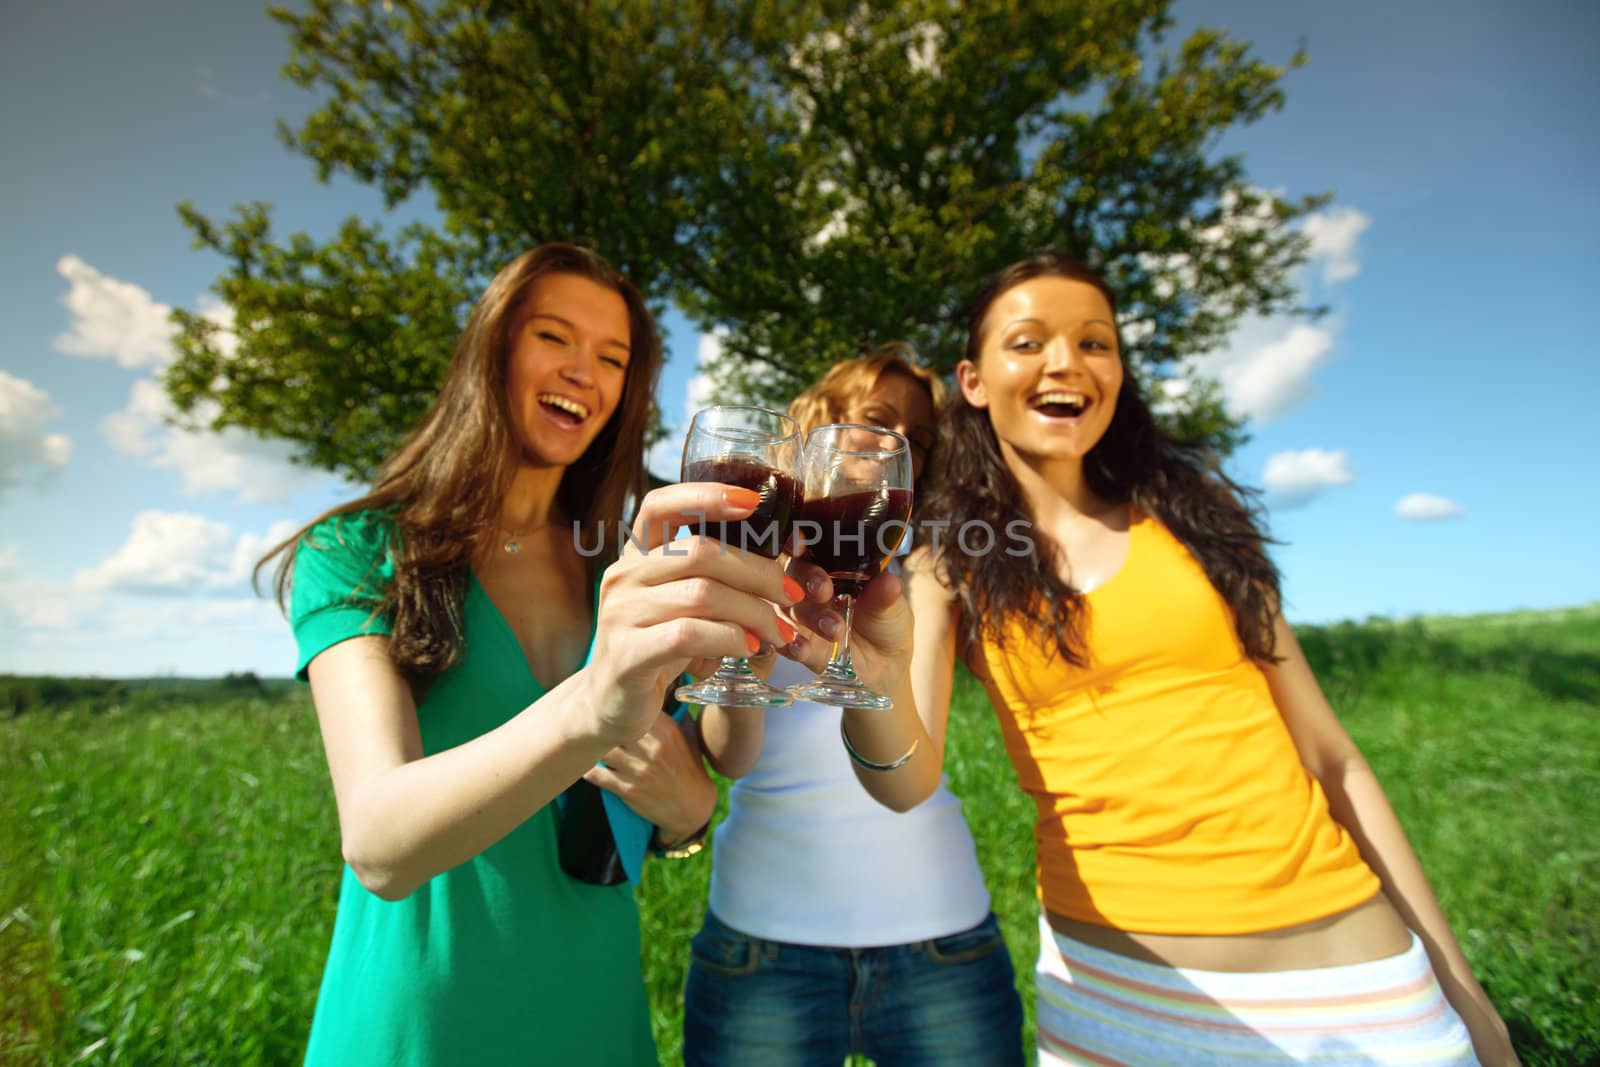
[956,360,988,409]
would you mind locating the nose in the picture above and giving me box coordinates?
[1042,335,1081,375]
[559,345,597,387]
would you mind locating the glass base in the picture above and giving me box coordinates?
[676,661,793,708]
[787,672,894,711]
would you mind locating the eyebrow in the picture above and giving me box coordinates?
[527,311,631,353]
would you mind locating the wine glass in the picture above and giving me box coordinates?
[787,424,914,711]
[674,405,802,708]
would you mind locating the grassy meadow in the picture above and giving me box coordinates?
[2,606,1597,1065]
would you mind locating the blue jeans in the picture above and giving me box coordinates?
[683,909,1025,1067]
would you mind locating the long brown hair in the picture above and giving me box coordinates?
[925,250,1280,667]
[260,243,663,682]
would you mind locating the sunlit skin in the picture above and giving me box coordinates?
[499,272,632,531]
[504,272,631,466]
[957,275,1122,511]
[845,371,937,484]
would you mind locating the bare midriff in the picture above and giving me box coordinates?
[1046,892,1414,973]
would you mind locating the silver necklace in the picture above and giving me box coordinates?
[498,523,546,555]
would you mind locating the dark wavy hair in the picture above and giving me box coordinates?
[259,243,662,683]
[925,250,1281,667]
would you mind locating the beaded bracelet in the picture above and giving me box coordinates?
[839,717,919,772]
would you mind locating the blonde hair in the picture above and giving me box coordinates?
[786,342,948,436]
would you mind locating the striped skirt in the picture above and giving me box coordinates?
[1036,915,1478,1066]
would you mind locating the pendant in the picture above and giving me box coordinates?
[503,538,521,554]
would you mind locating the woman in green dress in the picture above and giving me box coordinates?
[261,244,788,1065]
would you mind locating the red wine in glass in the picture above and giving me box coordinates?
[788,424,914,711]
[796,487,913,597]
[675,405,801,709]
[683,456,799,560]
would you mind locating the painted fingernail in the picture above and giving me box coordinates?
[777,617,796,644]
[783,576,804,603]
[817,614,840,639]
[746,631,761,655]
[724,487,761,511]
[805,574,828,598]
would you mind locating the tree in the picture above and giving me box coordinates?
[169,0,1322,481]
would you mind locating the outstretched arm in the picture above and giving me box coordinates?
[306,484,795,900]
[1263,615,1519,1066]
[308,636,621,900]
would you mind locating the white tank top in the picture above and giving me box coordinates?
[707,652,992,947]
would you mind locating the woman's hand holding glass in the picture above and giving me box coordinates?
[786,425,915,710]
[586,482,801,746]
[674,405,802,708]
[778,564,914,694]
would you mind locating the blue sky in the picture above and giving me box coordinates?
[2,1,1596,677]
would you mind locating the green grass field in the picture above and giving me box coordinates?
[3,607,1596,1065]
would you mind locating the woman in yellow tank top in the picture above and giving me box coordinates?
[786,252,1517,1065]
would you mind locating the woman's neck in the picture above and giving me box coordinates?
[997,441,1115,527]
[498,465,566,534]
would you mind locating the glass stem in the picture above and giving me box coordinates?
[826,595,858,680]
[718,656,755,678]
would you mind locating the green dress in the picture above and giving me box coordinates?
[290,512,656,1066]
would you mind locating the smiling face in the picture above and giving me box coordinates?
[503,272,632,470]
[958,274,1123,473]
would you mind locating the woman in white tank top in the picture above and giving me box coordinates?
[684,347,1025,1067]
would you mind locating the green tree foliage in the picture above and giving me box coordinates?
[169,0,1324,480]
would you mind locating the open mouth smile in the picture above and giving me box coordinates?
[1029,390,1090,418]
[538,393,591,428]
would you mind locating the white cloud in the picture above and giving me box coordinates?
[0,370,73,492]
[1,581,86,631]
[1162,198,1367,424]
[100,595,283,635]
[50,256,291,501]
[0,592,292,677]
[53,255,177,369]
[1262,448,1355,509]
[72,511,299,596]
[230,519,301,588]
[1225,323,1336,422]
[102,379,329,504]
[1395,493,1465,522]
[1303,206,1372,285]
[100,378,167,457]
[52,255,237,376]
[0,533,297,677]
[0,536,292,676]
[1194,320,1337,423]
[0,562,97,632]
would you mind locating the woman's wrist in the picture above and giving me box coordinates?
[567,663,655,750]
[651,817,710,858]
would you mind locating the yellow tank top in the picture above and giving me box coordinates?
[974,512,1379,934]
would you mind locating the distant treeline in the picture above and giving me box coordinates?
[1,672,297,716]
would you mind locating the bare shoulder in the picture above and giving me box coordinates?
[904,544,957,599]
